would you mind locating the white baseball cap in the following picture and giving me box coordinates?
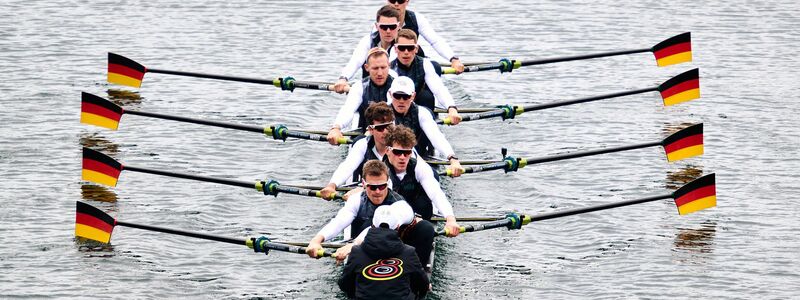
[372,205,400,229]
[389,76,415,96]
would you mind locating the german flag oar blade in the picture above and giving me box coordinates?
[672,173,716,215]
[658,68,700,106]
[82,147,123,187]
[108,52,146,88]
[75,201,116,243]
[81,92,123,130]
[662,123,703,162]
[652,32,692,67]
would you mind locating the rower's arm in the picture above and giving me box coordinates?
[418,109,456,158]
[423,58,456,109]
[329,138,369,187]
[332,83,364,130]
[416,160,455,218]
[415,12,456,61]
[339,34,372,80]
[317,194,361,241]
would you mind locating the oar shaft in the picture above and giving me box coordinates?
[125,110,264,133]
[116,220,247,245]
[274,185,344,200]
[520,48,651,67]
[435,219,511,236]
[525,141,662,165]
[123,165,255,189]
[522,87,659,112]
[147,68,274,85]
[529,193,672,222]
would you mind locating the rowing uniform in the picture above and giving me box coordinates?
[332,73,397,132]
[391,55,453,113]
[339,31,399,81]
[389,102,455,158]
[384,156,453,221]
[338,226,429,300]
[328,135,421,187]
[401,10,456,62]
[316,190,408,240]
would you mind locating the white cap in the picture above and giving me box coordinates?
[391,201,414,226]
[389,76,415,96]
[372,205,400,229]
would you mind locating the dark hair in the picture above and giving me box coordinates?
[365,102,394,124]
[376,5,401,22]
[385,125,416,148]
[363,160,389,178]
[396,29,418,43]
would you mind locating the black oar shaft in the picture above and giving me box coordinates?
[116,220,247,245]
[435,219,511,236]
[147,68,274,85]
[123,165,255,189]
[522,87,659,112]
[126,110,264,133]
[529,193,672,222]
[520,48,651,67]
[525,141,662,165]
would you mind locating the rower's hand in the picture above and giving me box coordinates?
[450,59,465,74]
[327,127,344,145]
[444,217,460,237]
[333,78,350,94]
[333,243,354,265]
[447,107,462,125]
[305,241,324,259]
[448,159,463,177]
[320,183,338,200]
[343,187,363,201]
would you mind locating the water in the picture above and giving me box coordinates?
[2,0,799,298]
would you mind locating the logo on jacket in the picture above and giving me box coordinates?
[362,258,404,281]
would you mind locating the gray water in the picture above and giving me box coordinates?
[2,0,799,299]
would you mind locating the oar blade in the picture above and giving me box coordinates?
[658,68,700,106]
[80,92,123,130]
[662,123,703,162]
[108,53,146,88]
[672,173,716,215]
[75,201,116,243]
[82,147,123,187]
[652,32,692,67]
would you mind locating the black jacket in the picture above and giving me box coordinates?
[338,226,429,299]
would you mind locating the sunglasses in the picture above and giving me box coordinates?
[388,0,407,4]
[364,182,389,191]
[396,44,417,52]
[368,121,394,132]
[377,23,399,31]
[389,147,413,157]
[392,92,412,101]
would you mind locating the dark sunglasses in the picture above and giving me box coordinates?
[368,121,394,132]
[365,182,389,191]
[388,0,407,4]
[390,148,413,157]
[396,44,416,52]
[377,23,399,31]
[392,93,412,101]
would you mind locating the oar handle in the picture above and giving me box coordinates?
[248,238,335,257]
[435,216,529,236]
[257,180,345,201]
[264,125,352,145]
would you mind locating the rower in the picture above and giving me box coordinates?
[338,204,430,300]
[306,160,436,267]
[321,102,396,197]
[333,5,401,93]
[388,76,463,177]
[384,125,460,236]
[386,0,465,74]
[392,28,462,125]
[327,47,396,145]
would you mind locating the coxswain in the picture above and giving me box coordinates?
[327,47,396,145]
[387,76,463,176]
[333,5,401,93]
[392,28,462,125]
[338,204,429,300]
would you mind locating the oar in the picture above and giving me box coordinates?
[107,52,340,92]
[437,173,716,236]
[80,92,351,145]
[75,201,334,257]
[441,32,692,74]
[81,147,344,200]
[440,123,704,177]
[438,68,700,125]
